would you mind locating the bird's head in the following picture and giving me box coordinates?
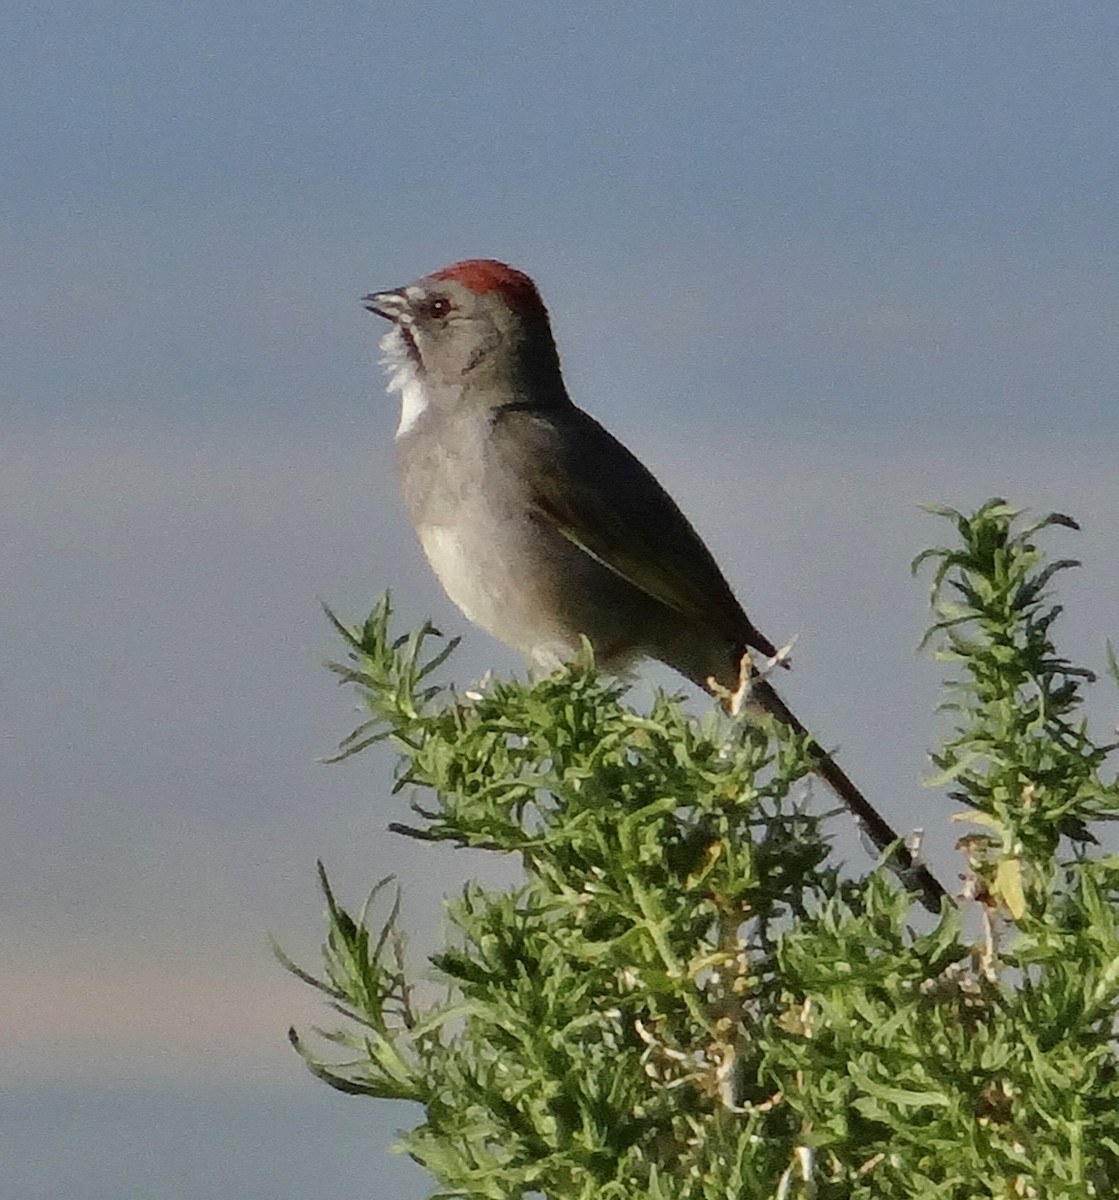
[364,259,566,425]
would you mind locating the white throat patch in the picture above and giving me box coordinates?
[379,324,428,438]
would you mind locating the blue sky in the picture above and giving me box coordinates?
[6,5,1119,1197]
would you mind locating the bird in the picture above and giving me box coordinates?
[362,258,945,911]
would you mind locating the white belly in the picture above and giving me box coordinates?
[418,524,503,633]
[417,521,578,669]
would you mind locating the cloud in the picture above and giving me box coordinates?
[5,391,1117,1082]
[556,241,1119,443]
[1,424,519,1081]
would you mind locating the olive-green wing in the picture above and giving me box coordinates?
[490,405,770,651]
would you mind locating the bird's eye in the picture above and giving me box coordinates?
[427,297,452,318]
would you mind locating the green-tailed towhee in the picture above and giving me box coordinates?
[363,259,944,911]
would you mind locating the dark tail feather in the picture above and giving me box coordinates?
[752,678,948,913]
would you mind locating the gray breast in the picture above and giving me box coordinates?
[395,411,577,661]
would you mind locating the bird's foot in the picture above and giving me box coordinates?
[708,637,797,716]
[462,669,494,703]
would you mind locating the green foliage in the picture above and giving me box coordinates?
[285,500,1119,1198]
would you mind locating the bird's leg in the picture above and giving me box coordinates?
[709,638,797,716]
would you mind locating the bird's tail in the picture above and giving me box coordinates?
[751,678,947,913]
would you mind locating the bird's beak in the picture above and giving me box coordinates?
[362,290,408,322]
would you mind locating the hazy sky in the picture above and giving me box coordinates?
[6,5,1119,1197]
